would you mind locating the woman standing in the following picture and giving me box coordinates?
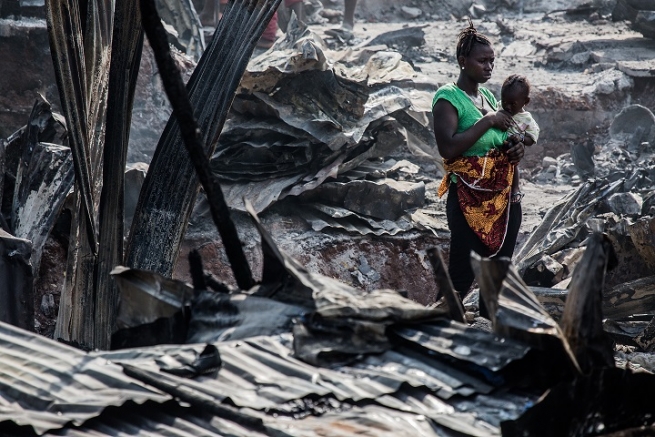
[432,23,526,296]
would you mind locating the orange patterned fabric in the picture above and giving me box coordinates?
[438,149,514,255]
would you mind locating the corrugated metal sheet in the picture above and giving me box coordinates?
[0,322,169,435]
[0,317,537,436]
[43,400,269,437]
[96,322,524,412]
[392,319,532,372]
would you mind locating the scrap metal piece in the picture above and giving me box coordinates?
[111,265,193,332]
[515,178,624,276]
[11,98,73,274]
[363,25,427,49]
[156,0,205,61]
[560,233,616,374]
[0,320,168,435]
[426,247,465,323]
[470,253,581,374]
[187,293,305,344]
[392,319,531,373]
[298,203,416,236]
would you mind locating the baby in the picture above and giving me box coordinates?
[500,74,540,203]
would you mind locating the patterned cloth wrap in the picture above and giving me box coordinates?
[438,148,514,255]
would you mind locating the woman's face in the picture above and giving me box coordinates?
[461,44,495,84]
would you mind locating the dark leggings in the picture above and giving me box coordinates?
[446,182,522,294]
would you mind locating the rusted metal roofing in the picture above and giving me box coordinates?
[0,317,539,436]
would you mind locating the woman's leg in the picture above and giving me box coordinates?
[343,0,357,30]
[284,0,305,24]
[495,202,522,259]
[446,183,490,295]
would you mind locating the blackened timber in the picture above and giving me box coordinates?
[44,0,99,254]
[560,233,615,373]
[126,0,282,281]
[94,0,145,349]
[426,248,465,323]
[189,249,207,290]
[48,0,113,348]
[139,0,256,290]
[204,274,231,293]
[0,230,33,330]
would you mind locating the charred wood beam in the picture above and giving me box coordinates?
[426,247,465,323]
[204,273,231,293]
[45,0,99,253]
[189,249,207,290]
[93,0,145,349]
[560,233,615,374]
[0,230,33,331]
[126,0,281,282]
[139,0,255,290]
[48,0,114,349]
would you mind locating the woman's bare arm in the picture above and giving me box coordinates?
[432,99,513,159]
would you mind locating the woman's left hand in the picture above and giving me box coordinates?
[504,140,525,165]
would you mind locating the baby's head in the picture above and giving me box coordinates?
[501,74,531,116]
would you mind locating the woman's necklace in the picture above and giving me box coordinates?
[455,83,488,111]
[466,91,484,109]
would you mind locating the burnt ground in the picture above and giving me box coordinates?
[10,0,655,334]
[171,0,655,298]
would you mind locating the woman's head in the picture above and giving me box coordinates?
[457,22,494,84]
[501,75,531,116]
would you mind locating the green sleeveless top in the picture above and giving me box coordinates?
[432,83,508,157]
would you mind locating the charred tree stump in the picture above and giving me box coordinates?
[560,233,615,373]
[426,247,465,323]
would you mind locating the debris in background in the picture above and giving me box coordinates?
[156,0,205,61]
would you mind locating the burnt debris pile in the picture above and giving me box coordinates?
[2,0,655,436]
[513,103,655,355]
[3,206,655,436]
[209,19,441,237]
